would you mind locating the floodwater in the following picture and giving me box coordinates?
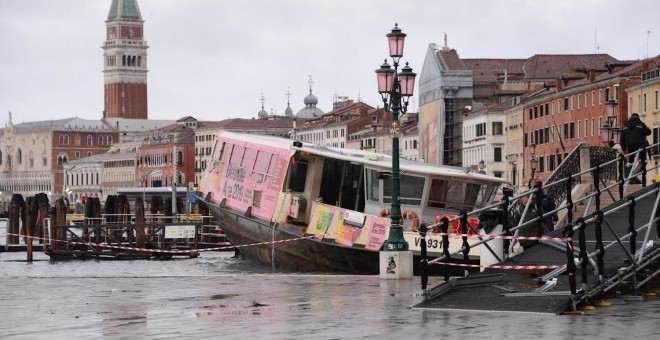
[1,240,659,339]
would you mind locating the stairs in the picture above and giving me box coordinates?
[572,183,645,219]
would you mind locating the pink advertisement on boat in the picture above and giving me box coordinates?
[363,216,389,251]
[214,139,291,220]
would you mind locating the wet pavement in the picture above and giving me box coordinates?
[1,250,659,339]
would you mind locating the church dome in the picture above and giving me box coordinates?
[284,104,293,117]
[258,108,268,118]
[304,92,318,106]
[296,76,324,119]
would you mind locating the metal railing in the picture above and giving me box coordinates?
[420,142,660,310]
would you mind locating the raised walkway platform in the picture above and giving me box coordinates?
[414,184,660,314]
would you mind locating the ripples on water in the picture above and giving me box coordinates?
[1,248,658,339]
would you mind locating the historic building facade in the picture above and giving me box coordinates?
[0,115,118,201]
[624,57,660,176]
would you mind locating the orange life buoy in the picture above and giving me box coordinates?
[379,208,391,217]
[434,214,478,236]
[401,210,420,232]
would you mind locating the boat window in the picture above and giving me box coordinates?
[383,174,425,206]
[428,178,498,210]
[214,141,225,162]
[254,151,271,173]
[242,148,257,169]
[288,159,308,192]
[229,145,244,165]
[427,179,447,208]
[365,168,380,202]
[267,154,281,187]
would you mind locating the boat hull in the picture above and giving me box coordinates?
[207,202,380,274]
[205,200,480,275]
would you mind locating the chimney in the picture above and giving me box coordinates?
[642,60,650,72]
[588,69,596,82]
[555,79,563,92]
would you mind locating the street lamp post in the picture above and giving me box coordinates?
[375,23,417,253]
[528,143,537,187]
[600,99,621,147]
[530,157,538,183]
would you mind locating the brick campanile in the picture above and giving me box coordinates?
[103,0,148,119]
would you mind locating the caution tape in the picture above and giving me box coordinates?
[424,233,571,242]
[428,261,566,270]
[0,230,352,255]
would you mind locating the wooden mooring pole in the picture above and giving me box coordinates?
[25,196,34,262]
[135,197,145,248]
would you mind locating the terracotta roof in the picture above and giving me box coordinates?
[439,49,467,69]
[462,58,526,83]
[522,54,618,79]
[438,51,620,84]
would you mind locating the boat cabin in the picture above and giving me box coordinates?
[201,132,506,228]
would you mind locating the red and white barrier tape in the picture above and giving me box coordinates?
[429,261,566,270]
[0,230,352,254]
[426,233,571,242]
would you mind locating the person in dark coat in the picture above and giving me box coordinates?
[620,113,651,182]
[620,113,651,164]
[512,195,543,250]
[536,180,559,234]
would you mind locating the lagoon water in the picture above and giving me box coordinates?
[0,240,659,339]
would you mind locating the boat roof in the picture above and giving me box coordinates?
[217,131,508,184]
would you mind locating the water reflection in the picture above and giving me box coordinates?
[0,251,658,339]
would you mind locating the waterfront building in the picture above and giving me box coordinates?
[521,58,657,182]
[295,98,376,148]
[418,34,620,168]
[624,57,660,174]
[63,155,103,206]
[504,96,528,193]
[0,114,119,202]
[462,102,507,178]
[139,123,195,190]
[103,0,149,119]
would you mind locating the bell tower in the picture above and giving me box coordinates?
[103,0,148,119]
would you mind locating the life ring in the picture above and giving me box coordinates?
[379,208,391,217]
[401,210,420,232]
[434,214,479,236]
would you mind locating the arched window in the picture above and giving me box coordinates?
[108,136,113,145]
[137,56,141,67]
[122,55,126,66]
[57,153,68,166]
[87,135,93,146]
[0,150,3,165]
[99,136,105,146]
[75,134,81,146]
[17,149,22,164]
[177,150,183,166]
[29,151,34,167]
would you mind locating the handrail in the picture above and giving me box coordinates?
[423,141,660,270]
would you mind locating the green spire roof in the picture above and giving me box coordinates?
[107,0,142,21]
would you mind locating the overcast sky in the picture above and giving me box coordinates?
[1,0,658,128]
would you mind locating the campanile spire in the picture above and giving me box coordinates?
[103,0,148,119]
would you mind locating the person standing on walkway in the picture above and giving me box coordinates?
[536,180,558,234]
[513,195,543,250]
[620,113,651,182]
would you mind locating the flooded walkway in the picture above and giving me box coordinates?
[0,251,658,339]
